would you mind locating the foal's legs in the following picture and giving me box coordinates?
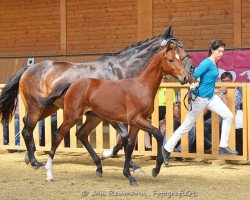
[107,121,129,156]
[132,117,164,177]
[123,126,140,187]
[75,113,103,177]
[45,117,78,181]
[102,121,143,173]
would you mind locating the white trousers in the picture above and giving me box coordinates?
[164,94,233,152]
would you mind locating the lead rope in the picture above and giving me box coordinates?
[183,89,199,111]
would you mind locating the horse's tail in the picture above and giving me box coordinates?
[0,67,28,123]
[40,83,71,105]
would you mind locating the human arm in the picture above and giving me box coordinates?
[192,59,210,79]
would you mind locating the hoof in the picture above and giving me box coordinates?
[130,181,138,187]
[24,154,30,164]
[96,171,103,178]
[152,168,159,177]
[46,178,54,183]
[32,161,44,169]
[133,167,145,174]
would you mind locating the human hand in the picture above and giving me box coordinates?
[189,82,197,91]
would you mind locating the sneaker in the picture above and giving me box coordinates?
[162,146,170,165]
[219,147,238,155]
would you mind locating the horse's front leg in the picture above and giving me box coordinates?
[133,118,164,177]
[151,128,164,177]
[22,116,43,169]
[123,126,139,187]
[76,113,103,177]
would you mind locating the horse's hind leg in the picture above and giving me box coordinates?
[45,117,77,181]
[108,121,143,173]
[22,115,43,168]
[23,105,59,169]
[101,122,128,158]
[76,112,103,177]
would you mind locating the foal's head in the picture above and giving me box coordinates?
[161,41,189,84]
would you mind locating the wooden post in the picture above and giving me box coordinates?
[234,0,242,48]
[137,0,153,41]
[60,0,67,53]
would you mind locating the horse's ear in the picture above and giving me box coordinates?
[163,26,173,39]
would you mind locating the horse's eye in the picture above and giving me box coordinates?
[169,59,174,63]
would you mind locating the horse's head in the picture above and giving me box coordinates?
[162,28,196,83]
[175,41,195,75]
[161,41,189,84]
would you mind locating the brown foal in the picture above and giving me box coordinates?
[42,41,189,186]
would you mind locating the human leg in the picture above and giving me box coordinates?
[236,128,243,155]
[204,118,212,150]
[206,94,237,155]
[174,126,196,153]
[164,96,208,153]
[3,122,9,145]
[15,118,20,146]
[144,131,152,150]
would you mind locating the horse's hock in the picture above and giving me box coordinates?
[0,83,250,161]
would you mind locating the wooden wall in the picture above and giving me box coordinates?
[153,0,235,48]
[0,0,61,55]
[0,0,250,82]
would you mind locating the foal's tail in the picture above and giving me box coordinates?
[0,67,28,123]
[39,83,71,105]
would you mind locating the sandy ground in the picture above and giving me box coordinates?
[0,151,250,200]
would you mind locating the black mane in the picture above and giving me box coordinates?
[115,34,162,55]
[100,34,162,59]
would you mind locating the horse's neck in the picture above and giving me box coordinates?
[136,53,163,97]
[97,37,161,78]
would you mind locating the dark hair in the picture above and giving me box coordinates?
[208,40,225,56]
[220,71,233,81]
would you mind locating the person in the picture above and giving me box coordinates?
[39,114,70,147]
[3,105,20,146]
[163,39,238,160]
[203,71,243,154]
[161,91,196,165]
[172,92,196,153]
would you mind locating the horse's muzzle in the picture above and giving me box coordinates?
[179,75,189,85]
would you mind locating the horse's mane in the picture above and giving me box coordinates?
[116,34,162,55]
[99,34,162,59]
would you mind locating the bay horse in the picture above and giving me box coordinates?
[40,41,189,186]
[0,26,195,170]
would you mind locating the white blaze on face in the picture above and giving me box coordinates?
[175,53,180,61]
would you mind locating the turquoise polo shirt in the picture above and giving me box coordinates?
[193,58,219,99]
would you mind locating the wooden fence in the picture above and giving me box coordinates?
[0,82,249,161]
